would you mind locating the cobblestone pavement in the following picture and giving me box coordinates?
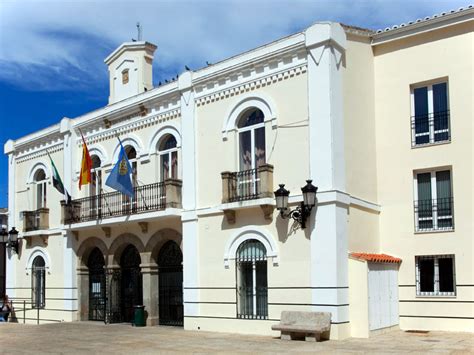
[0,322,472,354]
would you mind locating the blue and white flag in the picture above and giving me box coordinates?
[105,139,134,197]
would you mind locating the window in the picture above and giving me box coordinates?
[236,109,266,199]
[414,169,453,232]
[238,108,266,171]
[33,169,47,210]
[89,155,102,197]
[89,155,102,218]
[236,239,268,319]
[32,256,46,309]
[158,135,178,181]
[124,146,138,187]
[411,82,450,146]
[416,255,455,296]
[122,69,129,84]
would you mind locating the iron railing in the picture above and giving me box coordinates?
[414,197,454,232]
[228,168,260,202]
[66,182,166,223]
[411,110,450,146]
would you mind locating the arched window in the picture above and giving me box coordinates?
[237,108,266,171]
[124,146,138,187]
[159,135,178,181]
[32,256,46,309]
[90,155,102,197]
[33,169,47,209]
[236,239,268,319]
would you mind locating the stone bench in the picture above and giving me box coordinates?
[271,311,331,342]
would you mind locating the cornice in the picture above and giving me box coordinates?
[195,51,307,106]
[16,141,63,164]
[372,6,474,45]
[76,105,181,146]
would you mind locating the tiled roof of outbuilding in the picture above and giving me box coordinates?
[376,5,473,34]
[350,253,402,263]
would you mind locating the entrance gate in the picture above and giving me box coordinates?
[88,248,106,321]
[120,245,143,323]
[158,241,183,326]
[105,268,121,324]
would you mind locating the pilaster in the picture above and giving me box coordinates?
[305,22,350,339]
[179,71,200,320]
[4,141,16,297]
[140,264,159,326]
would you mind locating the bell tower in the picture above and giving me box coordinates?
[104,41,157,104]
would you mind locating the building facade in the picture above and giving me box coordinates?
[3,8,473,338]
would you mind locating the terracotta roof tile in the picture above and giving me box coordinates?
[350,252,402,263]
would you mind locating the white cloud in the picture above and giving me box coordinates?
[0,0,470,91]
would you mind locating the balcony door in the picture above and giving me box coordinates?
[237,108,266,199]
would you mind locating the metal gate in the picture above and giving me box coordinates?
[105,268,121,324]
[120,245,143,323]
[158,241,183,326]
[88,248,106,321]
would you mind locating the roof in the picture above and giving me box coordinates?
[350,252,402,263]
[375,5,473,34]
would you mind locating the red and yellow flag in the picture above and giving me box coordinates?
[79,131,92,190]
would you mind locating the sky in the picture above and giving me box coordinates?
[0,0,471,208]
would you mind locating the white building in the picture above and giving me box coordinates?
[3,7,473,338]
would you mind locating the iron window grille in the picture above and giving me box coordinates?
[414,197,454,232]
[415,255,456,297]
[411,110,451,146]
[236,239,268,320]
[32,257,46,309]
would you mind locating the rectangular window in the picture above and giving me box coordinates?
[411,82,450,146]
[414,169,454,232]
[416,255,455,296]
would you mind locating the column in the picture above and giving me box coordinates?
[76,266,89,320]
[178,71,200,320]
[141,263,159,326]
[305,22,350,339]
[60,118,78,318]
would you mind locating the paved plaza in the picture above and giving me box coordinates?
[0,322,472,354]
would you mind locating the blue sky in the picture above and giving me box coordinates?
[0,0,470,208]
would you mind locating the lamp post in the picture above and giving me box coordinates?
[274,180,318,229]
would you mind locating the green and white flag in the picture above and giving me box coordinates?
[47,152,71,203]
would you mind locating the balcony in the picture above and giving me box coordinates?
[414,197,454,232]
[22,208,49,232]
[220,164,274,223]
[62,179,182,224]
[411,110,450,147]
[221,164,274,203]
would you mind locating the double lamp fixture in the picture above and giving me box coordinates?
[274,180,318,229]
[0,227,19,254]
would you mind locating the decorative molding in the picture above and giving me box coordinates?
[16,142,63,164]
[101,226,111,238]
[25,247,52,274]
[260,204,274,221]
[196,63,307,108]
[223,226,279,268]
[138,222,148,234]
[223,209,236,224]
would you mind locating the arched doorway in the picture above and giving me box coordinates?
[158,241,183,326]
[88,247,105,321]
[120,244,143,323]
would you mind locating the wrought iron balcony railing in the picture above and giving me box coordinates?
[411,110,450,146]
[414,197,454,232]
[62,179,182,224]
[221,164,274,203]
[22,208,49,232]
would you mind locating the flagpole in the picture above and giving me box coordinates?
[97,173,113,217]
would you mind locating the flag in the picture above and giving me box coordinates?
[79,131,92,190]
[47,152,71,203]
[105,139,134,197]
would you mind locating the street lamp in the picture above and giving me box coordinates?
[0,227,19,254]
[8,227,19,254]
[274,180,318,229]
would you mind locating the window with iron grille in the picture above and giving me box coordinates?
[414,169,454,232]
[236,239,268,319]
[411,82,450,146]
[32,256,46,309]
[416,255,455,296]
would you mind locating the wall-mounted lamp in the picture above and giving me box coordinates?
[274,180,318,229]
[0,227,20,254]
